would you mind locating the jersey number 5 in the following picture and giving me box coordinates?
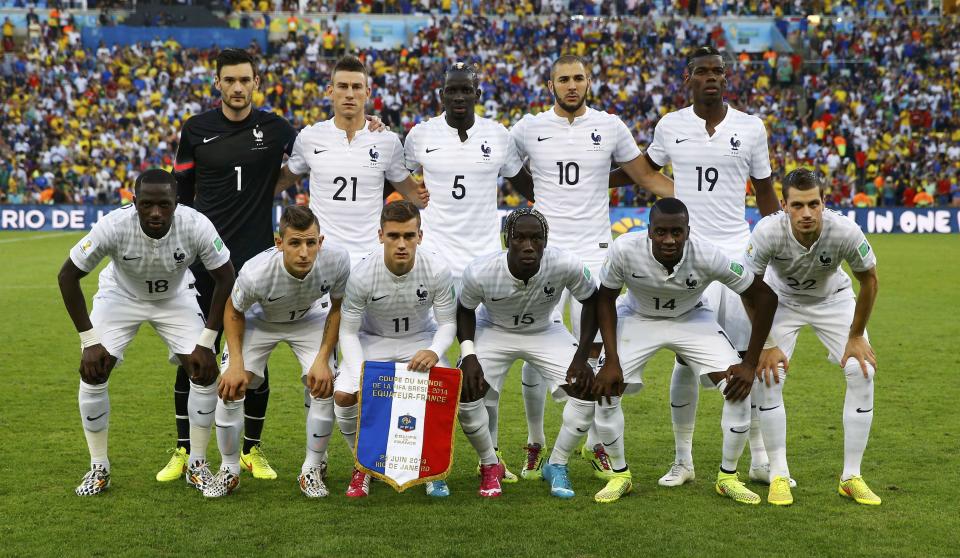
[452,175,466,199]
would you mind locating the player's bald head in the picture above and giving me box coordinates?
[649,197,689,226]
[445,61,479,88]
[134,168,177,199]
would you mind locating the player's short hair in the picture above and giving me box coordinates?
[332,55,368,81]
[445,61,479,87]
[216,48,258,77]
[551,54,588,79]
[134,168,177,197]
[782,168,826,200]
[380,200,421,228]
[278,205,319,237]
[503,207,549,245]
[649,197,690,224]
[686,45,723,68]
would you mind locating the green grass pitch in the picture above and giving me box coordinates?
[1,231,957,557]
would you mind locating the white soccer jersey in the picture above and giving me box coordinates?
[746,210,876,304]
[231,243,351,323]
[600,232,754,318]
[287,120,410,262]
[404,113,524,278]
[340,247,456,338]
[646,105,772,255]
[70,204,230,301]
[459,246,597,333]
[511,107,642,261]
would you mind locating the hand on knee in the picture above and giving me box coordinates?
[334,391,357,407]
[843,360,875,382]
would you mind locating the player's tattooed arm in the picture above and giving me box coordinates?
[274,164,304,196]
[219,297,249,401]
[456,302,487,402]
[592,285,624,405]
[504,167,536,203]
[843,266,879,378]
[752,175,779,216]
[58,259,114,384]
[307,297,342,398]
[612,154,674,198]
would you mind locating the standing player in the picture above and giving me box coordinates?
[510,54,673,481]
[457,208,605,500]
[276,55,429,267]
[170,48,296,482]
[204,206,351,498]
[747,169,880,506]
[644,46,782,488]
[57,169,235,495]
[589,197,779,504]
[403,62,534,481]
[335,201,457,498]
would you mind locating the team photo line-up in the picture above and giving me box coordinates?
[58,45,880,507]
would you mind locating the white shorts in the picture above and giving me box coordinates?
[612,306,740,394]
[90,287,205,364]
[334,330,450,394]
[474,321,582,399]
[771,292,866,364]
[701,281,751,351]
[220,305,333,379]
[558,257,603,343]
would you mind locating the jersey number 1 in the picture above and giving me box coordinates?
[234,166,242,191]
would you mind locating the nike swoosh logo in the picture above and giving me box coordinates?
[314,149,327,154]
[773,256,791,261]
[425,147,441,153]
[197,409,214,415]
[729,426,750,434]
[537,136,552,142]
[372,295,388,301]
[675,138,690,144]
[312,433,329,438]
[856,407,873,413]
[631,273,646,279]
[203,136,219,143]
[670,402,690,408]
[85,412,107,421]
[576,426,590,433]
[759,405,780,412]
[602,435,621,447]
[122,255,142,261]
[267,296,284,302]
[215,423,228,429]
[490,296,508,301]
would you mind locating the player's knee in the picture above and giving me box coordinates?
[843,360,875,382]
[721,397,752,428]
[78,381,109,432]
[175,365,190,391]
[561,380,591,401]
[483,389,500,406]
[457,399,487,432]
[561,397,595,434]
[594,397,623,425]
[334,391,357,407]
[307,396,334,438]
[215,397,244,422]
[247,373,265,392]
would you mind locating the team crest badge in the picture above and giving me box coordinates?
[481,142,492,159]
[398,414,416,432]
[588,129,603,151]
[173,248,186,264]
[416,284,428,304]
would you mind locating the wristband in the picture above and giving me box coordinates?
[79,328,100,349]
[196,328,218,349]
[459,340,475,358]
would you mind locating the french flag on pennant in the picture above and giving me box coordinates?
[355,361,463,492]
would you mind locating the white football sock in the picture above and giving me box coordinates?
[458,399,496,465]
[334,403,359,454]
[520,362,547,446]
[188,381,217,466]
[669,361,698,465]
[595,396,626,470]
[215,397,243,474]
[549,397,594,466]
[842,360,875,480]
[484,390,501,449]
[305,396,334,472]
[757,370,789,479]
[748,403,769,468]
[79,381,110,470]
[718,380,751,473]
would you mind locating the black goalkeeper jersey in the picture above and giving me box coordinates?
[174,107,296,265]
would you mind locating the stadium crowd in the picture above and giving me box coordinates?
[1,7,958,208]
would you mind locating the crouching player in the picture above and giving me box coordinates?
[336,201,457,498]
[58,169,235,495]
[457,209,609,500]
[591,197,779,504]
[747,168,881,506]
[204,205,350,498]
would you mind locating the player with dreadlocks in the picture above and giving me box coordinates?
[455,208,601,498]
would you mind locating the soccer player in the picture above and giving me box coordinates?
[335,201,457,498]
[746,168,881,506]
[276,55,429,267]
[170,48,296,482]
[644,46,782,488]
[591,198,778,505]
[203,206,351,498]
[457,208,605,500]
[57,169,235,496]
[509,54,673,480]
[403,61,534,481]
